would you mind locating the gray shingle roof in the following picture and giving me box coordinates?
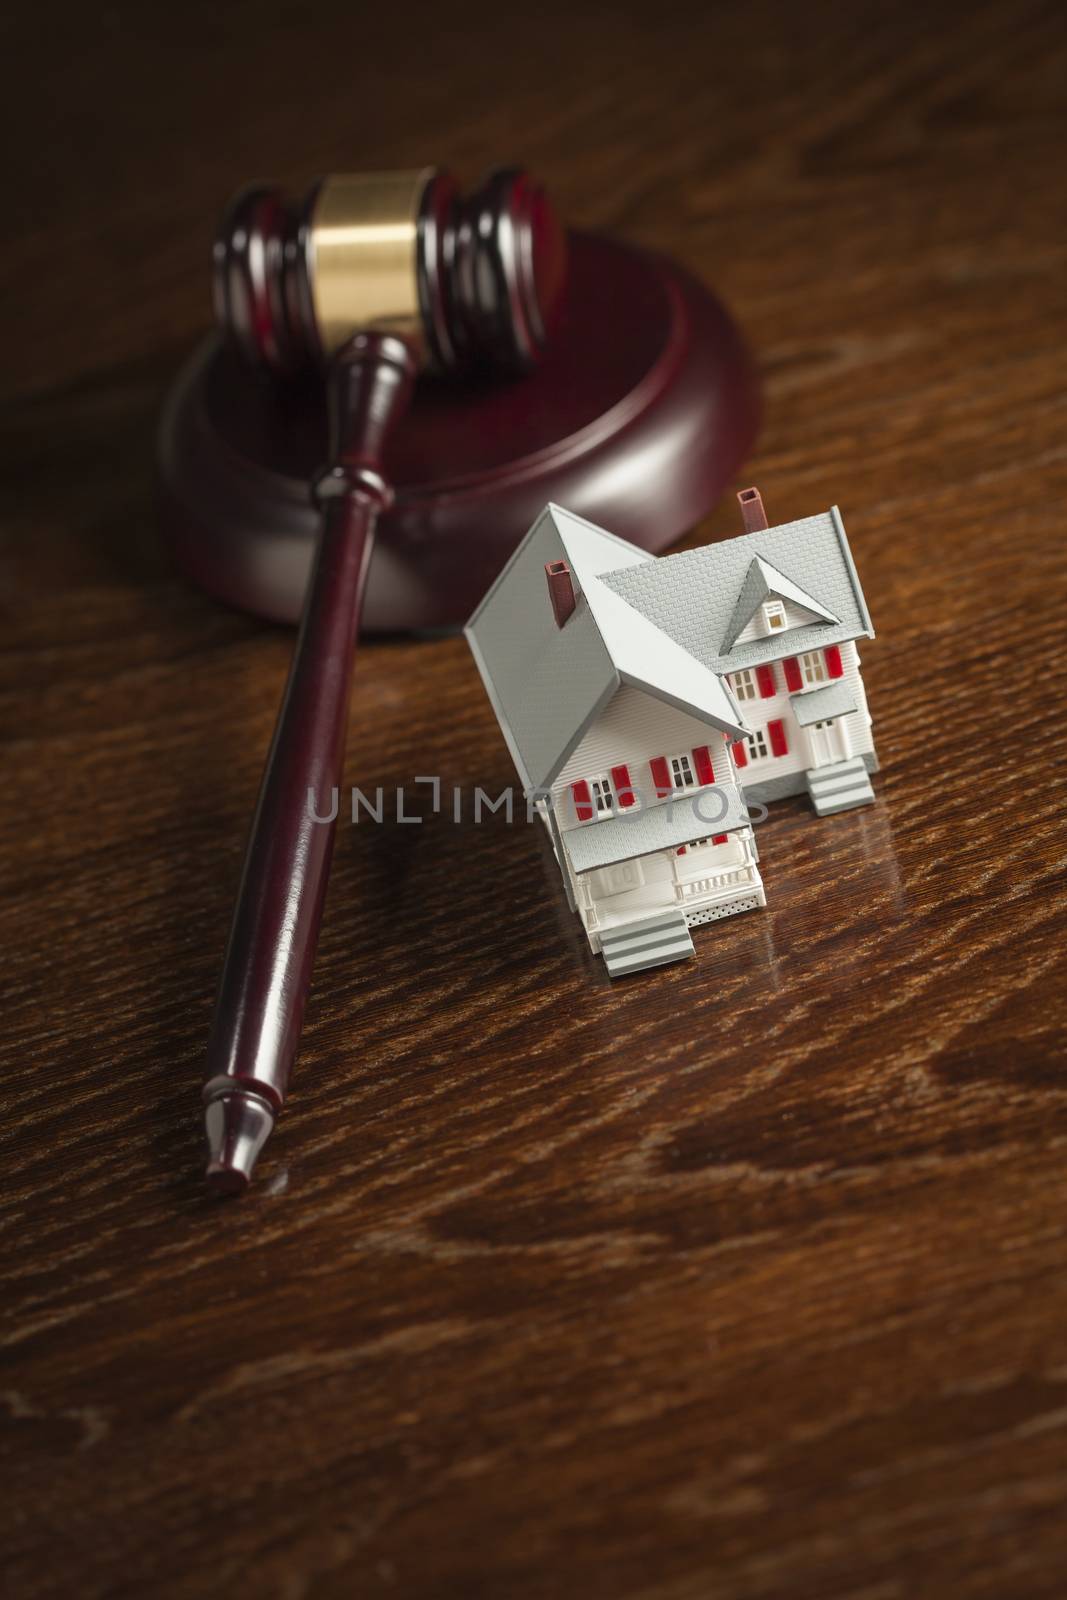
[601,506,873,675]
[563,787,752,874]
[465,505,748,792]
[789,680,858,726]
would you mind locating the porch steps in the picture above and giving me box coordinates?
[598,908,694,980]
[806,756,876,817]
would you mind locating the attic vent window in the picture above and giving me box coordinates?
[763,600,786,631]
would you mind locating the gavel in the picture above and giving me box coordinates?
[203,166,566,1193]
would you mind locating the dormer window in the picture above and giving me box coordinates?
[763,599,786,632]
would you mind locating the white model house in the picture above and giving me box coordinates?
[465,490,877,977]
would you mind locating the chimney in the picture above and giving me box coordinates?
[738,486,768,533]
[545,559,576,627]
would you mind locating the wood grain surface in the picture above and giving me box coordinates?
[3,2,1067,1596]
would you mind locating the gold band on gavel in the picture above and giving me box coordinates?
[307,169,433,358]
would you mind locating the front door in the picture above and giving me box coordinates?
[593,858,645,897]
[807,718,847,767]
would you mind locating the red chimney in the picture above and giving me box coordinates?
[545,560,575,627]
[738,486,768,533]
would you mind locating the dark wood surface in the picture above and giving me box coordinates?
[3,2,1067,1596]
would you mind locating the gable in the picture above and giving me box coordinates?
[552,684,733,826]
[721,556,840,653]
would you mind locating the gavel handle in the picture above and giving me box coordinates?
[202,332,417,1194]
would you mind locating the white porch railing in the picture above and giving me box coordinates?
[675,866,754,899]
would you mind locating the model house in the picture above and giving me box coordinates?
[465,490,877,977]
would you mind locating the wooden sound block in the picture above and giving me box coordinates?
[158,232,760,632]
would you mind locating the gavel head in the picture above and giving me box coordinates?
[213,166,567,379]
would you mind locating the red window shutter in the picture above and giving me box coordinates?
[610,763,636,809]
[711,833,728,846]
[731,739,748,768]
[756,663,777,698]
[692,745,715,785]
[571,779,593,822]
[783,657,803,693]
[824,645,844,678]
[768,719,788,757]
[649,756,671,798]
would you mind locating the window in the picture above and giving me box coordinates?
[652,748,714,797]
[676,835,731,856]
[574,769,636,822]
[670,752,696,790]
[799,650,828,686]
[812,720,835,731]
[590,775,614,816]
[763,600,786,631]
[745,728,769,761]
[731,668,757,702]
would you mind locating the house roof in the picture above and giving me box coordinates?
[600,506,874,675]
[563,788,753,874]
[465,505,748,793]
[790,679,858,727]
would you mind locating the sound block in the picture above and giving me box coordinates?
[157,232,760,632]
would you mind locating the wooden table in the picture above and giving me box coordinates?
[4,2,1066,1595]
